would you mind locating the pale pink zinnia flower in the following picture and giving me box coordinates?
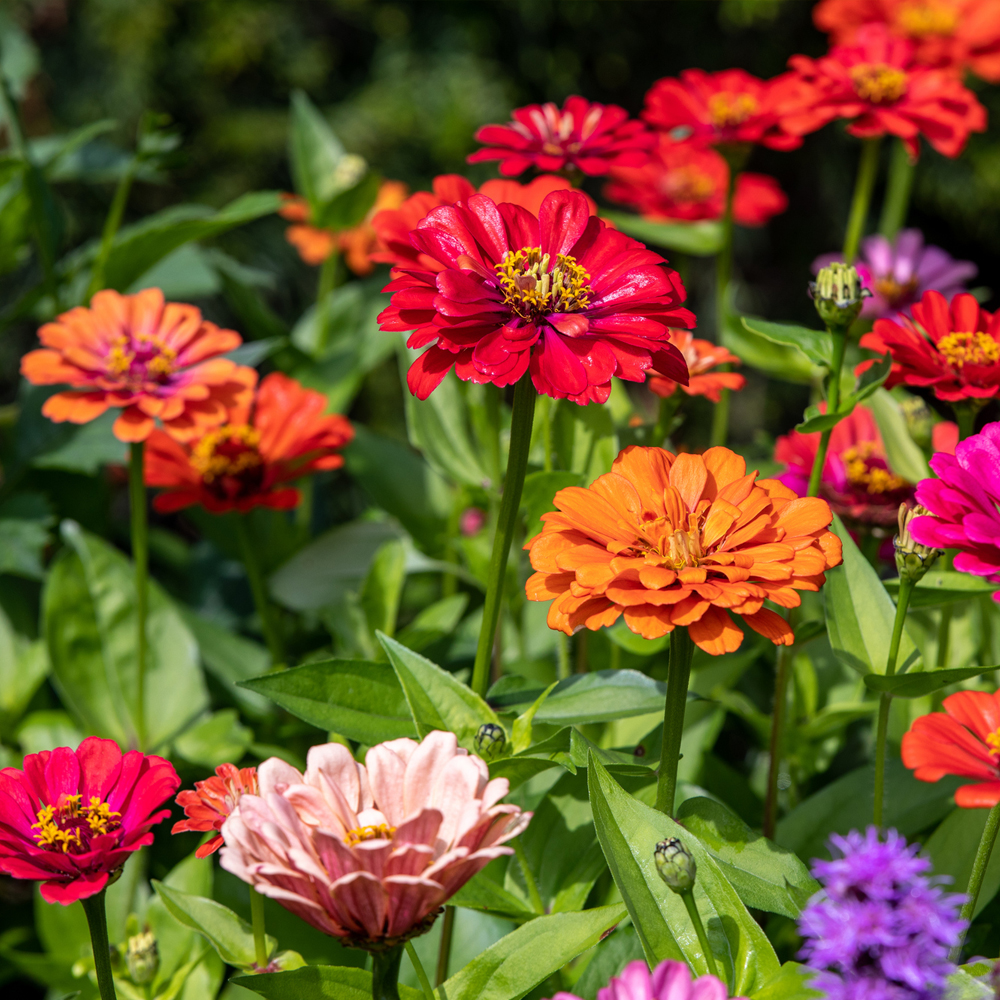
[549,959,747,1000]
[219,731,530,948]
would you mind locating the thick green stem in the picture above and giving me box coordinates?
[763,637,792,840]
[556,633,570,680]
[129,442,148,750]
[514,837,545,914]
[236,515,285,668]
[656,626,695,817]
[372,945,404,1000]
[654,394,681,447]
[471,377,536,698]
[806,331,848,498]
[681,888,720,980]
[81,889,118,1000]
[435,906,455,986]
[843,138,882,264]
[317,250,341,301]
[709,167,737,448]
[405,941,435,1000]
[874,575,915,828]
[250,886,269,970]
[954,800,1000,960]
[955,403,978,441]
[87,166,136,300]
[878,139,915,241]
[936,605,953,672]
[485,383,502,491]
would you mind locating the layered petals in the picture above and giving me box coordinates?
[547,958,746,1000]
[173,763,259,858]
[648,329,746,404]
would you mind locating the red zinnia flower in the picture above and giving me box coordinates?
[467,96,654,177]
[782,23,987,157]
[377,189,693,404]
[902,690,1000,807]
[647,330,746,404]
[145,371,354,513]
[173,763,258,858]
[0,737,179,904]
[857,289,1000,403]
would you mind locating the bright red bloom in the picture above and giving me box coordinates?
[857,290,1000,403]
[467,96,654,177]
[782,23,987,158]
[145,371,354,513]
[902,690,1000,807]
[647,330,745,404]
[20,288,254,443]
[605,139,788,228]
[378,190,693,405]
[0,737,179,904]
[173,764,258,858]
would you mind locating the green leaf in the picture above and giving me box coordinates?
[740,317,833,367]
[360,539,406,641]
[288,91,361,210]
[868,388,931,484]
[233,965,422,1000]
[884,570,998,608]
[173,709,253,768]
[395,594,469,653]
[0,516,50,579]
[600,210,723,255]
[926,808,1000,919]
[945,968,994,1000]
[16,710,83,755]
[0,603,48,729]
[520,471,582,539]
[449,868,538,921]
[749,963,822,1000]
[314,171,381,231]
[32,410,126,474]
[864,665,994,698]
[723,313,818,385]
[795,356,892,434]
[512,681,558,753]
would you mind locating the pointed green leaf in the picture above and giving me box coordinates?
[599,211,723,255]
[512,681,558,753]
[288,90,353,210]
[749,962,822,1000]
[740,317,833,366]
[233,965,423,1000]
[868,388,931,484]
[449,871,537,921]
[864,665,995,698]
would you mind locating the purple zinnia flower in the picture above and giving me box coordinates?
[813,230,976,320]
[798,827,965,1000]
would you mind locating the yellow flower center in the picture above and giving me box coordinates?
[32,795,121,853]
[344,823,395,846]
[936,331,1000,369]
[191,424,263,483]
[850,63,908,104]
[496,247,592,320]
[106,332,178,384]
[987,730,1000,755]
[842,443,908,495]
[897,1,958,37]
[638,511,706,569]
[707,92,759,129]
[873,275,920,307]
[661,166,716,204]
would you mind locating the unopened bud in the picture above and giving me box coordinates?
[474,723,507,761]
[810,262,869,330]
[895,504,942,583]
[654,837,696,893]
[125,930,159,985]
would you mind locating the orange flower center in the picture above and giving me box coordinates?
[638,511,706,569]
[344,823,395,846]
[32,794,121,854]
[936,331,1000,369]
[661,167,716,204]
[496,247,592,319]
[873,274,920,307]
[850,63,908,104]
[841,443,908,495]
[191,423,263,483]
[896,1,959,37]
[106,332,178,385]
[707,91,759,129]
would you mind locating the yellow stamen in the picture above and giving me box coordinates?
[842,443,907,495]
[105,334,178,381]
[190,424,263,483]
[662,167,716,204]
[707,92,758,129]
[344,823,396,846]
[897,1,958,37]
[850,63,908,104]
[936,331,1000,369]
[873,275,919,307]
[496,247,592,320]
[31,796,121,853]
[987,730,1000,755]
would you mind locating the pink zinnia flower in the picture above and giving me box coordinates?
[172,763,259,858]
[0,737,180,904]
[467,96,654,177]
[378,189,693,404]
[548,959,747,1000]
[219,731,530,949]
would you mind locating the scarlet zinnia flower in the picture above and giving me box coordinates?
[467,96,654,177]
[605,139,788,228]
[525,445,842,655]
[173,763,258,858]
[902,689,1000,806]
[145,371,353,513]
[20,288,254,443]
[219,731,530,948]
[857,290,1000,403]
[647,330,746,404]
[0,736,179,904]
[378,189,693,404]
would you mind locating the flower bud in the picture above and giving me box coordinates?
[810,262,868,330]
[654,837,696,893]
[895,503,942,583]
[125,930,159,985]
[474,723,507,761]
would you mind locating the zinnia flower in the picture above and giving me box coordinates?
[813,228,977,319]
[605,139,788,228]
[546,958,746,1000]
[0,736,180,904]
[378,189,693,404]
[775,403,913,525]
[647,330,746,404]
[20,288,254,443]
[172,763,258,858]
[467,96,654,177]
[782,23,987,157]
[798,827,964,1000]
[218,731,530,948]
[144,371,353,513]
[524,445,842,655]
[857,290,1000,403]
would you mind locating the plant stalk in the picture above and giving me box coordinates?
[372,945,404,1000]
[87,163,137,300]
[680,888,720,980]
[129,442,149,750]
[763,637,792,840]
[656,626,695,817]
[806,331,848,498]
[709,166,737,448]
[236,514,285,668]
[654,394,681,447]
[81,889,118,1000]
[878,138,915,241]
[843,138,882,264]
[435,906,455,986]
[405,941,436,1000]
[953,800,1000,960]
[955,403,977,442]
[250,886,269,970]
[317,249,341,301]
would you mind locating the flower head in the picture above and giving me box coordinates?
[647,330,746,404]
[654,837,697,893]
[172,763,259,858]
[20,288,254,443]
[467,96,654,177]
[144,371,353,513]
[545,959,745,1000]
[858,290,1000,404]
[799,826,965,1000]
[895,502,943,581]
[525,445,842,655]
[0,736,180,904]
[219,731,530,949]
[378,189,693,404]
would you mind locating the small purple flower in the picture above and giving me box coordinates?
[798,827,965,1000]
[813,230,976,320]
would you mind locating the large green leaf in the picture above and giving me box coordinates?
[360,539,406,641]
[723,312,818,385]
[600,210,723,255]
[288,90,361,210]
[395,593,469,653]
[32,410,126,474]
[926,808,1000,919]
[173,709,253,768]
[588,754,779,996]
[749,963,822,1000]
[233,965,423,1000]
[0,602,48,731]
[884,570,999,608]
[740,317,833,367]
[868,388,931,484]
[864,665,994,698]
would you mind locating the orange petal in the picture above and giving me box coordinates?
[668,452,708,512]
[686,605,744,656]
[42,391,110,424]
[702,446,746,498]
[743,607,793,646]
[622,604,674,639]
[113,406,155,442]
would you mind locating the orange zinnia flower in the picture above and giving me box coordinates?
[525,446,842,655]
[902,690,1000,807]
[172,763,258,858]
[647,330,746,404]
[20,288,253,443]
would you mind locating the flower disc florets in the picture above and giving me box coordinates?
[496,248,592,319]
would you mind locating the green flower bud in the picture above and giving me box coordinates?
[810,262,868,330]
[125,930,159,985]
[474,723,507,761]
[895,503,942,583]
[654,837,696,894]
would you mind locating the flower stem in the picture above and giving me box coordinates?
[556,633,570,680]
[317,249,341,301]
[372,945,403,1000]
[656,626,695,817]
[654,394,681,447]
[954,799,1000,960]
[250,886,269,970]
[878,139,915,241]
[680,888,720,980]
[874,575,915,828]
[471,376,537,698]
[955,403,977,441]
[514,836,545,914]
[87,163,136,301]
[81,888,118,1000]
[709,167,737,449]
[129,442,149,750]
[843,137,882,264]
[763,635,792,840]
[435,906,454,986]
[806,331,848,498]
[236,514,285,668]
[405,941,435,1000]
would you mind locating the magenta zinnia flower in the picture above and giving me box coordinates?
[378,189,693,403]
[0,737,180,904]
[547,959,746,1000]
[219,731,530,949]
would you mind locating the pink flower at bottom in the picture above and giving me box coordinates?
[219,731,530,948]
[548,959,746,1000]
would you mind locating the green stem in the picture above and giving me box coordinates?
[514,837,545,914]
[556,633,570,680]
[654,394,681,447]
[954,800,1000,960]
[236,514,285,668]
[874,575,915,828]
[471,376,537,698]
[681,888,720,980]
[435,906,455,986]
[955,403,977,441]
[250,886,269,970]
[485,383,502,491]
[129,442,148,750]
[81,889,118,1000]
[405,941,435,1000]
[936,604,953,671]
[878,139,915,241]
[541,395,553,472]
[843,138,882,264]
[87,165,136,300]
[317,249,341,301]
[656,626,695,817]
[806,331,848,498]
[372,945,403,1000]
[709,167,737,449]
[763,637,792,840]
